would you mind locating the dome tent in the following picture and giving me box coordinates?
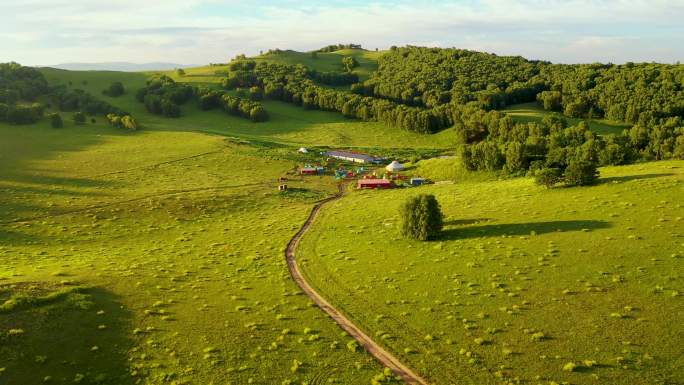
[385,160,404,172]
[298,147,309,153]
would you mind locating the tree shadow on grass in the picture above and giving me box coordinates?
[441,220,611,240]
[600,173,674,184]
[444,218,490,226]
[0,285,135,385]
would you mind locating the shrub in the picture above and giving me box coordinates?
[103,81,124,97]
[534,168,562,188]
[161,99,181,118]
[249,105,268,122]
[49,113,63,128]
[73,111,86,125]
[564,159,599,186]
[400,194,443,241]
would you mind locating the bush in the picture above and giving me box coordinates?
[161,99,181,118]
[400,194,443,241]
[564,160,599,186]
[534,168,562,188]
[103,81,124,97]
[49,113,63,128]
[249,105,268,122]
[73,111,86,125]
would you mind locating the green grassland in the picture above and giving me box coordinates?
[0,120,391,384]
[39,68,455,150]
[504,102,632,136]
[2,55,682,385]
[299,161,684,385]
[254,48,383,81]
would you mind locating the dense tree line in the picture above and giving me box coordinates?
[0,62,48,102]
[317,44,362,53]
[311,71,358,86]
[135,75,193,117]
[357,47,684,127]
[217,52,684,167]
[220,61,447,133]
[356,47,547,109]
[460,114,684,177]
[51,86,127,116]
[195,87,268,122]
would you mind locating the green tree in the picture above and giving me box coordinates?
[249,105,268,122]
[176,68,186,77]
[49,112,63,128]
[534,168,562,188]
[104,81,124,97]
[563,159,599,186]
[73,111,86,125]
[342,56,359,72]
[400,194,443,241]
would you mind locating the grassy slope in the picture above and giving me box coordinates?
[505,102,631,135]
[39,67,455,150]
[0,120,388,384]
[253,48,383,81]
[299,161,684,385]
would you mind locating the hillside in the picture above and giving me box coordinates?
[1,45,683,385]
[299,161,684,384]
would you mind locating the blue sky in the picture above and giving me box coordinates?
[1,0,683,65]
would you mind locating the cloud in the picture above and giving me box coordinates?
[0,0,682,65]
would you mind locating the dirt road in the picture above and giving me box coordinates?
[285,186,430,385]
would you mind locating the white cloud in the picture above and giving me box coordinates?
[0,0,682,65]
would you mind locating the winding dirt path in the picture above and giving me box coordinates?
[285,185,430,385]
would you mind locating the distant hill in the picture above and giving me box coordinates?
[46,62,198,72]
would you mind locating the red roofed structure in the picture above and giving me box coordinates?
[357,179,393,189]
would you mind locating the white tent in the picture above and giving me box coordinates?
[298,147,309,153]
[385,160,404,172]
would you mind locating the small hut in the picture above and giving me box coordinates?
[385,160,404,173]
[358,179,393,189]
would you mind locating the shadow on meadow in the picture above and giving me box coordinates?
[443,218,491,226]
[0,285,135,385]
[600,173,675,184]
[441,219,611,240]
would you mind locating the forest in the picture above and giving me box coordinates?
[215,47,684,178]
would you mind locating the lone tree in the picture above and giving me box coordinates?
[104,81,125,97]
[342,56,359,72]
[400,194,443,241]
[73,111,86,125]
[49,113,63,128]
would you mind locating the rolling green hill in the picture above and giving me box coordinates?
[299,161,684,385]
[1,46,683,385]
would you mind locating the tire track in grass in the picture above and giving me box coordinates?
[285,185,430,385]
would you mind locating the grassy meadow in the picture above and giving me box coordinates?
[0,119,395,384]
[504,102,631,136]
[299,161,684,384]
[39,68,455,150]
[2,53,682,385]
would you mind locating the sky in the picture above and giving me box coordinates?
[1,0,683,66]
